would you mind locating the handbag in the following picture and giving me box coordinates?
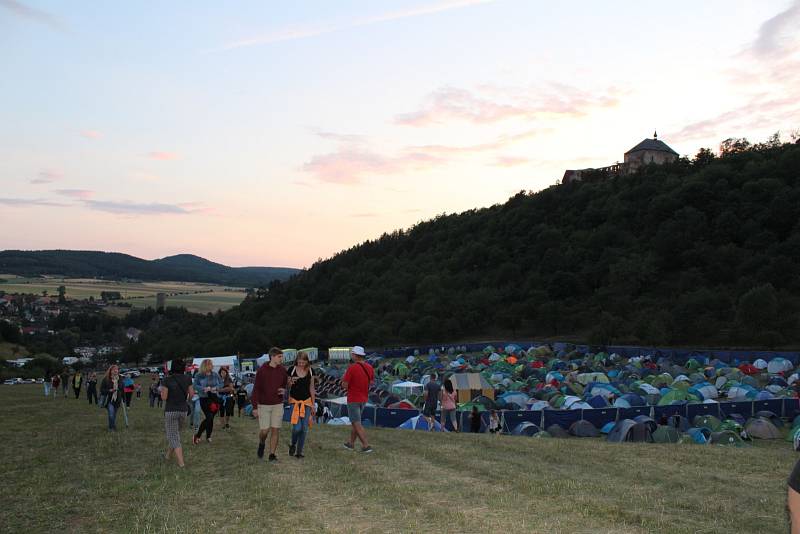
[208,392,221,414]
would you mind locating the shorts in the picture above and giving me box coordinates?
[347,402,365,424]
[422,404,437,417]
[221,396,234,417]
[257,403,284,429]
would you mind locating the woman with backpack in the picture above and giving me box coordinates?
[192,359,222,444]
[160,358,194,468]
[287,351,316,459]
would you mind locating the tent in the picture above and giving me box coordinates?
[388,400,416,410]
[577,372,609,385]
[652,425,680,443]
[398,415,445,431]
[607,420,652,443]
[685,427,712,444]
[753,359,768,370]
[726,384,758,400]
[546,424,571,439]
[692,415,722,431]
[449,373,495,404]
[569,420,599,437]
[192,355,239,374]
[511,422,541,437]
[709,430,746,447]
[688,382,718,400]
[391,381,424,397]
[768,358,793,374]
[745,418,781,439]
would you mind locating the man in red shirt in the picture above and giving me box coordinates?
[251,347,288,463]
[342,346,374,453]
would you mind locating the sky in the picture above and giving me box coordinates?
[1,0,798,268]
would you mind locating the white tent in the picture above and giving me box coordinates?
[191,355,238,373]
[391,381,424,397]
[754,358,768,370]
[768,358,793,374]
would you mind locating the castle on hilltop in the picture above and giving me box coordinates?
[562,132,678,184]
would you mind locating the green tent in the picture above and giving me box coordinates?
[657,389,700,405]
[693,415,722,431]
[709,430,747,447]
[652,425,680,443]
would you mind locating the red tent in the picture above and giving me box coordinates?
[738,363,759,375]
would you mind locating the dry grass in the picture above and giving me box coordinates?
[0,384,794,533]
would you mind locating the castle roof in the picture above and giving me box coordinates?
[625,137,678,156]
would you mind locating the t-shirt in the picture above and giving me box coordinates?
[343,361,374,403]
[424,381,441,409]
[251,364,288,406]
[288,366,313,401]
[441,389,457,410]
[163,374,192,413]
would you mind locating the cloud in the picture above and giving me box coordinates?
[29,169,62,184]
[748,0,800,57]
[55,189,94,200]
[302,127,544,184]
[222,0,496,50]
[0,197,66,207]
[490,156,532,168]
[314,130,366,144]
[0,0,64,31]
[82,199,203,215]
[395,84,621,126]
[80,130,102,139]
[670,3,800,144]
[147,151,179,161]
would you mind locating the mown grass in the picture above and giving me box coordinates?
[1,384,795,533]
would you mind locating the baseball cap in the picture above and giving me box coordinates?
[351,346,366,357]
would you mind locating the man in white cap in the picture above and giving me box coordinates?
[342,345,374,453]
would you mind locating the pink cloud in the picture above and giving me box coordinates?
[29,169,63,184]
[55,189,94,199]
[396,84,621,126]
[147,151,179,161]
[80,130,102,139]
[490,156,532,168]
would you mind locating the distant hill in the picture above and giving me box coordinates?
[0,250,299,287]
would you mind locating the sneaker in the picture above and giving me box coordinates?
[257,442,265,459]
[361,446,374,454]
[289,444,296,456]
[342,442,354,451]
[295,453,304,459]
[268,454,278,464]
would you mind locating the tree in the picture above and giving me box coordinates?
[693,147,715,168]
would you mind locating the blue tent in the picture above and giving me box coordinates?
[586,395,610,408]
[686,427,711,444]
[398,415,445,431]
[511,422,541,436]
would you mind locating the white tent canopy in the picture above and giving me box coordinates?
[391,381,424,396]
[191,355,238,373]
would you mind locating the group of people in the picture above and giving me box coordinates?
[45,369,100,404]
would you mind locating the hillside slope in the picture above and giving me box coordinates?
[0,250,298,287]
[134,138,800,356]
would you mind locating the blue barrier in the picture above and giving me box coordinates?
[543,410,582,430]
[719,401,754,418]
[753,399,785,417]
[502,410,543,432]
[785,399,800,420]
[581,408,618,427]
[618,406,651,420]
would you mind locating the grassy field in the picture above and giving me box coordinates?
[0,274,246,314]
[1,384,796,533]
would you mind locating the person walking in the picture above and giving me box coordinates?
[192,359,223,444]
[342,346,374,453]
[218,367,235,430]
[100,365,124,431]
[440,378,458,432]
[287,351,316,459]
[122,374,135,408]
[422,373,441,431]
[251,347,287,463]
[149,376,159,408]
[160,358,194,468]
[236,381,248,417]
[61,370,69,398]
[86,372,98,405]
[72,370,83,399]
[470,406,482,433]
[51,374,60,399]
[44,370,51,397]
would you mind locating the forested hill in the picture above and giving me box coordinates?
[134,137,800,358]
[0,250,299,287]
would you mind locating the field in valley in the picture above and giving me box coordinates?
[0,274,246,314]
[0,384,795,533]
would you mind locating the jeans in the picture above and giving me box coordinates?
[107,403,118,430]
[87,387,97,405]
[291,414,310,454]
[192,399,201,429]
[44,383,50,397]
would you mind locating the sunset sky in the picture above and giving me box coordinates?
[1,0,799,268]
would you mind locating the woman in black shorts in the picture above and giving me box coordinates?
[218,367,236,430]
[287,352,316,459]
